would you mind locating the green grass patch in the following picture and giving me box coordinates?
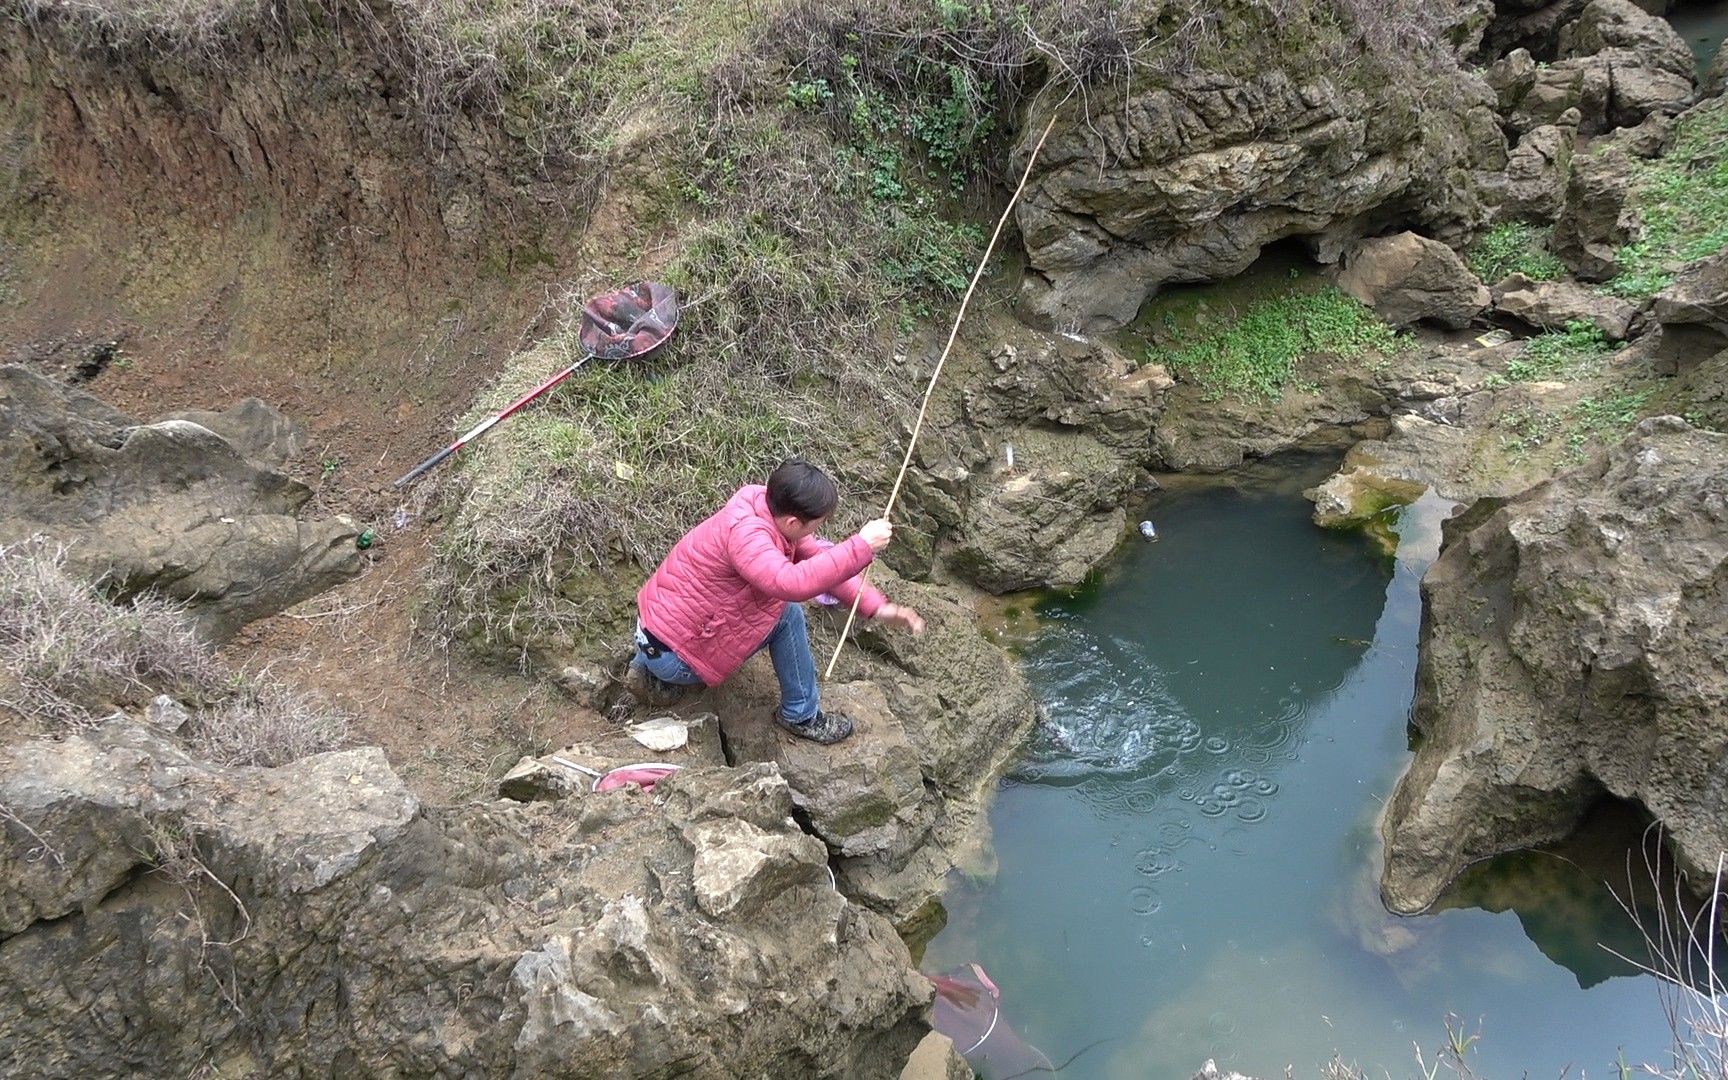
[1503,320,1613,382]
[1566,388,1655,456]
[1608,96,1728,298]
[1159,286,1398,400]
[1467,222,1565,284]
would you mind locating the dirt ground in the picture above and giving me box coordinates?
[0,213,622,804]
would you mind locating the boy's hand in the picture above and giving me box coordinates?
[875,603,925,634]
[860,519,893,552]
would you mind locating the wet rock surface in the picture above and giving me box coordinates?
[0,721,929,1077]
[1380,418,1728,913]
[0,366,360,641]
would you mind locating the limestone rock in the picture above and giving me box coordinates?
[157,398,307,469]
[1651,250,1728,372]
[0,366,361,641]
[945,428,1130,593]
[1555,0,1697,129]
[1015,64,1494,329]
[1485,49,1540,115]
[1557,0,1695,81]
[1381,418,1728,914]
[1478,115,1577,223]
[1504,56,1611,134]
[1551,145,1638,280]
[1495,273,1639,338]
[891,316,1164,594]
[720,682,929,861]
[1705,44,1728,99]
[900,1032,972,1080]
[709,579,1038,927]
[145,694,192,733]
[1337,232,1491,329]
[0,725,929,1076]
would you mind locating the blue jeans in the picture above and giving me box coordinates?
[632,603,819,722]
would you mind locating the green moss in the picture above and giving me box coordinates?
[1608,96,1728,298]
[1159,286,1399,401]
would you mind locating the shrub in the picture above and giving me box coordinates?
[193,679,350,768]
[0,537,347,763]
[0,537,217,728]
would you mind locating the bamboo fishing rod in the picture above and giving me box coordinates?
[823,103,1065,679]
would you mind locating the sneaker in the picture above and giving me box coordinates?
[622,663,688,708]
[775,709,855,745]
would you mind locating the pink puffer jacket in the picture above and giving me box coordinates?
[637,485,886,686]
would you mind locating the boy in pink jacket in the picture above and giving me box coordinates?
[629,459,925,744]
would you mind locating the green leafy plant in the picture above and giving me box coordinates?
[1609,97,1728,298]
[1468,222,1566,284]
[1160,286,1398,400]
[1504,320,1612,382]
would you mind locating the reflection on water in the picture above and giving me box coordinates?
[928,462,1683,1079]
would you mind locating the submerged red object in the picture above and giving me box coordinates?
[929,964,1056,1078]
[579,281,679,360]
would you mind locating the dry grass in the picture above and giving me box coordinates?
[0,536,218,728]
[193,677,351,767]
[0,537,348,765]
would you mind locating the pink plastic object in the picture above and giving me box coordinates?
[593,763,682,793]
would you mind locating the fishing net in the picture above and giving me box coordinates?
[930,964,1057,1078]
[579,281,680,360]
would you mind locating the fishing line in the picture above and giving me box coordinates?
[823,93,1071,679]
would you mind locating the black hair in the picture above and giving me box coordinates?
[766,458,839,521]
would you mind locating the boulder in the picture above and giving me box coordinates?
[157,398,307,469]
[890,316,1166,594]
[944,429,1131,593]
[1484,49,1540,116]
[1504,56,1610,134]
[1705,44,1727,99]
[1556,0,1695,81]
[0,721,930,1076]
[709,577,1038,927]
[721,682,929,861]
[1551,145,1638,280]
[1554,0,1697,129]
[1650,250,1728,372]
[1381,418,1728,914]
[1337,232,1491,329]
[0,367,361,641]
[1494,273,1640,338]
[1479,114,1578,222]
[1014,63,1496,329]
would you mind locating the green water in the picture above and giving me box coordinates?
[1669,1,1728,74]
[926,459,1686,1078]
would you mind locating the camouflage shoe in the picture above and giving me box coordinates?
[775,709,854,745]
